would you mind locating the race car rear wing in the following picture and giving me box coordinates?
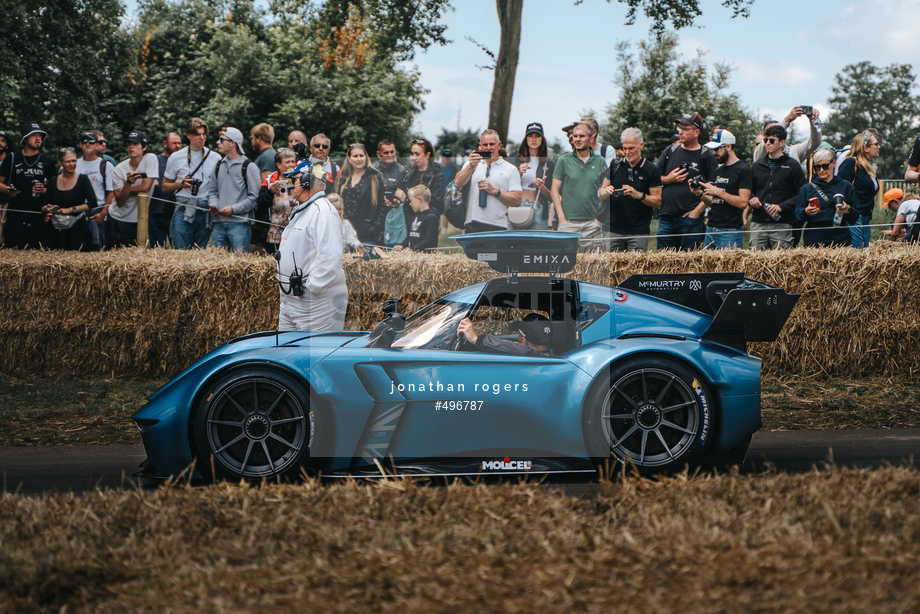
[619,273,799,352]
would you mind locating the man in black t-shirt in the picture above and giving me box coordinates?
[906,135,920,184]
[693,130,752,250]
[0,121,56,248]
[599,127,662,251]
[656,113,717,251]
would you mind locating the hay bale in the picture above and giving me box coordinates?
[2,244,919,378]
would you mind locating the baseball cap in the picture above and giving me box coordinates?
[442,149,452,157]
[19,121,47,145]
[675,113,703,130]
[79,131,97,144]
[561,121,578,133]
[126,130,148,146]
[883,188,904,209]
[513,313,552,346]
[525,122,544,137]
[706,129,736,149]
[219,127,245,154]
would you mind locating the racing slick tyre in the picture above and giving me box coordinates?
[193,367,320,482]
[583,356,713,476]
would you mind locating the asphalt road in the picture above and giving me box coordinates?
[1,429,918,496]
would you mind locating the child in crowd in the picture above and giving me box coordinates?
[327,192,363,253]
[881,191,920,242]
[394,185,439,251]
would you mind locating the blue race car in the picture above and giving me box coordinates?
[132,232,798,482]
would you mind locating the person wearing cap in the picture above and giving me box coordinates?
[0,121,56,248]
[76,130,115,250]
[793,147,857,248]
[206,126,260,252]
[509,121,555,231]
[879,188,909,241]
[885,193,920,242]
[692,129,752,250]
[438,148,460,186]
[110,131,157,247]
[748,124,806,250]
[753,106,822,164]
[276,159,348,332]
[551,122,606,250]
[656,113,717,251]
[455,129,523,233]
[599,127,662,251]
[457,313,553,357]
[162,118,220,249]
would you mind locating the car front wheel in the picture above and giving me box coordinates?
[193,367,317,481]
[583,357,713,475]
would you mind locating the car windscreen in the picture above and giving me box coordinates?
[390,299,474,350]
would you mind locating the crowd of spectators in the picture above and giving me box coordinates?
[1,108,919,254]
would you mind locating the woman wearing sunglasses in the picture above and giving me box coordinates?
[837,130,881,248]
[794,147,857,247]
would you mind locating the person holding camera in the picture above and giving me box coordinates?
[656,113,717,251]
[793,147,858,248]
[162,118,220,249]
[455,130,522,234]
[331,143,386,245]
[0,121,56,249]
[110,131,157,248]
[753,106,822,164]
[253,147,298,254]
[748,124,807,250]
[690,130,752,250]
[599,127,662,251]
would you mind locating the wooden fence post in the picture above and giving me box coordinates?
[137,192,149,249]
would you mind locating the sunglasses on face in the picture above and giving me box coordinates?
[217,137,229,143]
[763,137,782,144]
[814,163,833,171]
[313,143,330,149]
[96,139,106,145]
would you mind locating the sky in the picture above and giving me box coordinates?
[408,0,920,144]
[121,0,920,145]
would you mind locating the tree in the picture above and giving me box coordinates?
[824,61,920,179]
[601,33,759,162]
[480,0,755,143]
[0,0,124,150]
[434,127,482,156]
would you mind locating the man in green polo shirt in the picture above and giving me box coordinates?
[551,122,606,251]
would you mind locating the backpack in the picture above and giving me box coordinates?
[215,158,252,194]
[444,182,468,229]
[383,203,407,246]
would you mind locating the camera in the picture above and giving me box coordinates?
[689,176,705,190]
[474,150,491,158]
[275,179,293,194]
[384,177,399,202]
[292,142,309,162]
[189,178,202,196]
[612,188,625,197]
[800,105,813,117]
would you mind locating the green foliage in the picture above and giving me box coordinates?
[824,61,920,179]
[601,33,759,163]
[602,0,753,34]
[0,0,124,150]
[434,128,482,157]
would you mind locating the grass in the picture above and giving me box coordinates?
[1,468,919,612]
[1,374,919,448]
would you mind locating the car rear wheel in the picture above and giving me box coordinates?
[193,367,317,481]
[583,357,713,475]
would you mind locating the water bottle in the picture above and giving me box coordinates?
[768,204,781,222]
[833,194,844,226]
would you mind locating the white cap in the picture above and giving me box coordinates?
[705,129,736,149]
[219,127,245,154]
